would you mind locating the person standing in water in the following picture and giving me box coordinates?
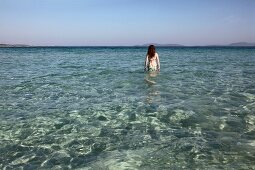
[144,45,160,72]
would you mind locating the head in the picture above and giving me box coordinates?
[147,45,156,59]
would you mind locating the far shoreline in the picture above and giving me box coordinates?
[1,42,255,48]
[1,46,255,48]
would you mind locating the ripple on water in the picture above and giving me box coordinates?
[1,47,255,169]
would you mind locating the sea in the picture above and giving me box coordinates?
[0,47,255,169]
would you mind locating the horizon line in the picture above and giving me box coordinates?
[1,42,255,47]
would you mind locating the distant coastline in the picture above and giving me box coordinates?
[1,42,255,47]
[0,44,30,47]
[134,43,184,47]
[135,42,255,47]
[228,42,255,47]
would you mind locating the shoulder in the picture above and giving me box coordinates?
[155,53,159,58]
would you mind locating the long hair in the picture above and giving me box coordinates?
[147,45,156,59]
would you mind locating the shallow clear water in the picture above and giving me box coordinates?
[0,47,255,169]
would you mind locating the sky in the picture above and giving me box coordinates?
[0,0,255,46]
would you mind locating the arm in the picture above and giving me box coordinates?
[156,53,160,71]
[144,55,148,71]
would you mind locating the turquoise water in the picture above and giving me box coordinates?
[0,47,255,169]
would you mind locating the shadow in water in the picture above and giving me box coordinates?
[144,71,160,105]
[144,71,159,85]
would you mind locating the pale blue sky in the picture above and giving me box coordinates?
[0,0,254,46]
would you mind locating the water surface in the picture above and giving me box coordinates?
[0,47,255,169]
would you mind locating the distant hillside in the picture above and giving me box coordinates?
[1,42,254,47]
[229,42,255,46]
[0,44,30,47]
[137,42,255,47]
[135,43,184,47]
